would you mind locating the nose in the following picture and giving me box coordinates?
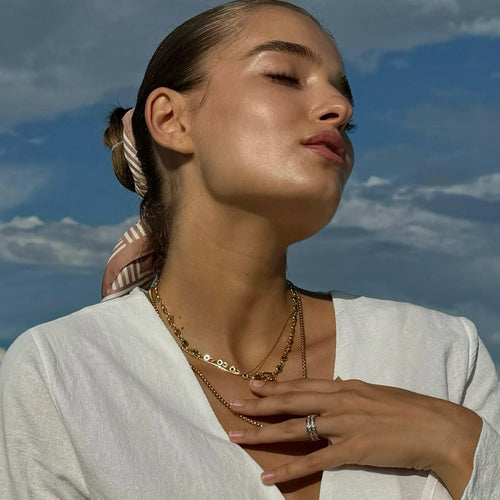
[312,86,353,131]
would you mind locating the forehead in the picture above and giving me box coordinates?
[222,5,344,71]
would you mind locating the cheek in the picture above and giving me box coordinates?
[194,93,300,196]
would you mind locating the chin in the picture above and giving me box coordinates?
[278,195,342,245]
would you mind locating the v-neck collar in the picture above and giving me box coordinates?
[134,287,346,500]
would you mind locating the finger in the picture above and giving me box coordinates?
[249,378,343,396]
[229,415,331,445]
[260,443,351,484]
[230,391,331,416]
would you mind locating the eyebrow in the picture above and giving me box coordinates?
[243,40,354,106]
[244,40,323,65]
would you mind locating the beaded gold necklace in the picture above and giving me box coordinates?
[150,280,307,382]
[149,280,308,427]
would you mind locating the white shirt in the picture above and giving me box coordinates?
[1,288,499,499]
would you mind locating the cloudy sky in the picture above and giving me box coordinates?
[1,0,499,371]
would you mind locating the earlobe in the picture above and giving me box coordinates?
[144,87,194,154]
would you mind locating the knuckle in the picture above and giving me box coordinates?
[246,428,262,440]
[338,412,362,429]
[274,461,295,481]
[283,418,297,436]
[344,378,364,391]
[335,392,350,408]
[290,378,308,391]
[242,399,257,412]
[304,452,322,472]
[283,462,295,477]
[348,437,367,464]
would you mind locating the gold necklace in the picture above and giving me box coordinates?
[150,280,304,382]
[190,365,263,427]
[149,280,308,427]
[241,311,293,376]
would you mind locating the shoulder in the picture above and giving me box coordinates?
[20,287,150,344]
[332,291,477,347]
[1,288,155,382]
[331,292,479,398]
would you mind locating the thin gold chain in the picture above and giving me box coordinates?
[297,289,307,378]
[190,365,263,427]
[149,280,308,427]
[150,280,302,382]
[244,311,293,375]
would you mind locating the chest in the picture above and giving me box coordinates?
[188,333,336,499]
[57,340,449,500]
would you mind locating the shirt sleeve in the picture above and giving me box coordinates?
[0,331,89,499]
[460,319,500,499]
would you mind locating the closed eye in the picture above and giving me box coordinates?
[266,72,302,87]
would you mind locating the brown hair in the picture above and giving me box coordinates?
[104,0,323,274]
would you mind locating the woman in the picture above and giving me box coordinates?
[1,1,499,498]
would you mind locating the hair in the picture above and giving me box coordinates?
[104,0,324,274]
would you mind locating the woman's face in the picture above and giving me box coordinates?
[185,6,355,240]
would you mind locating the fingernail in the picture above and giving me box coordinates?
[250,380,265,388]
[229,430,245,440]
[230,399,245,409]
[261,472,276,483]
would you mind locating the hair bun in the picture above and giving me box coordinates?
[103,107,136,192]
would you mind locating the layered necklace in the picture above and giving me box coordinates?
[149,280,307,427]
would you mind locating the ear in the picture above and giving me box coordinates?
[144,87,194,155]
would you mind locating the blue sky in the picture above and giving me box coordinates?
[1,0,499,371]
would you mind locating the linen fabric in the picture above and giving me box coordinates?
[1,288,499,499]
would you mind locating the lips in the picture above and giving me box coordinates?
[301,131,346,165]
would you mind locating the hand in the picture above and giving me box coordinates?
[229,378,482,499]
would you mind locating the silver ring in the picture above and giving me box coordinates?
[305,414,321,441]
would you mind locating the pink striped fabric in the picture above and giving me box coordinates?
[101,109,155,301]
[122,109,148,198]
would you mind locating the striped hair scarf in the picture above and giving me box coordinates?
[101,109,155,301]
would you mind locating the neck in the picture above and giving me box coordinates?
[156,207,293,367]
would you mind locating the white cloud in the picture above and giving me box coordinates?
[0,216,135,267]
[0,166,48,212]
[417,173,500,201]
[332,176,500,257]
[363,176,392,188]
[0,216,44,230]
[333,195,477,256]
[0,347,5,364]
[26,137,47,146]
[456,16,500,35]
[403,0,460,14]
[317,0,500,71]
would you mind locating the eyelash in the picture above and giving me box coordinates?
[265,72,357,133]
[344,122,358,134]
[266,72,302,87]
